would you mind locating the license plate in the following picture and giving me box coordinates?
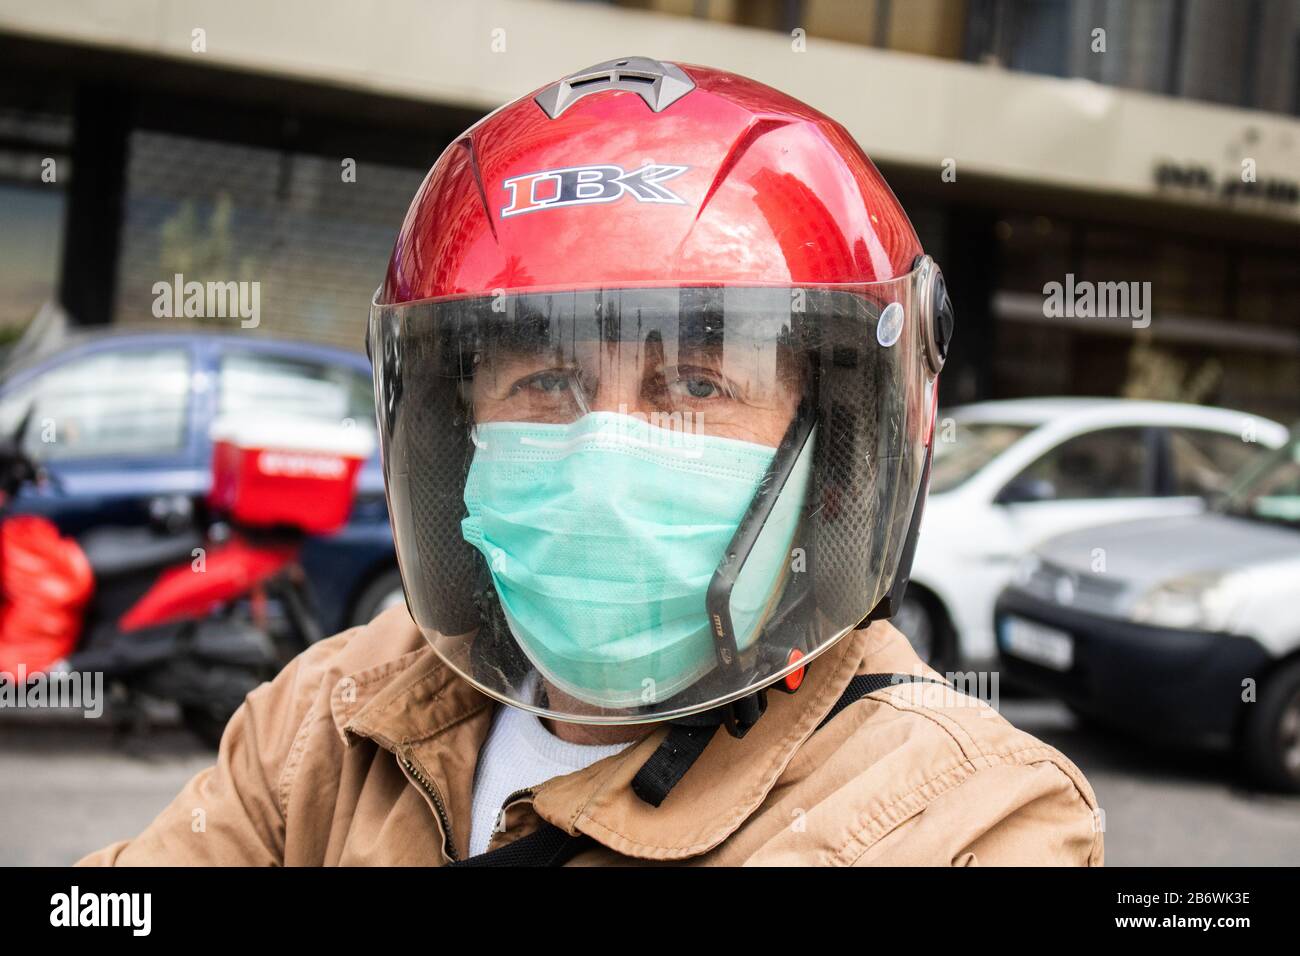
[999,616,1074,671]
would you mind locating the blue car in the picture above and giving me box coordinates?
[0,327,404,634]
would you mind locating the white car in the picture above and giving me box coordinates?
[899,398,1287,669]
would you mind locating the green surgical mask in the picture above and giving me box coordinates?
[461,412,811,709]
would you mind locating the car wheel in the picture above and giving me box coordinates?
[350,568,407,628]
[1242,658,1300,794]
[893,590,954,673]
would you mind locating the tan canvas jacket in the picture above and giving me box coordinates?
[78,606,1103,866]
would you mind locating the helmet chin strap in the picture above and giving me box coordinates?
[630,708,732,807]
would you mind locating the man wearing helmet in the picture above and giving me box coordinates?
[81,59,1101,867]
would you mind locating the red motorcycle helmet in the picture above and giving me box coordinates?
[369,57,953,726]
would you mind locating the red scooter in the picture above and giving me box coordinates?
[0,410,372,744]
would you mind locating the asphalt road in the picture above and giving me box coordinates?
[1,698,1297,866]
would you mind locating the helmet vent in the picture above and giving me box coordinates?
[534,56,695,118]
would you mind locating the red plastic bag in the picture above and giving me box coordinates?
[0,515,91,673]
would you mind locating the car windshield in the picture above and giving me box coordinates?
[1220,433,1300,527]
[930,421,1033,494]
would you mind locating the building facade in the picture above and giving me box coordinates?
[1,0,1297,420]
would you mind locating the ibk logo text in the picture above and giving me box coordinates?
[501,163,688,218]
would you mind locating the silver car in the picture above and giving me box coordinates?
[996,431,1300,792]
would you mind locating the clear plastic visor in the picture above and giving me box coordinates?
[369,273,934,724]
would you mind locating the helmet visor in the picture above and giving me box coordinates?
[369,267,936,723]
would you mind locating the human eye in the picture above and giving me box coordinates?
[663,365,733,403]
[510,367,579,397]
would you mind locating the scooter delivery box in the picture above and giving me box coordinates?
[209,417,375,534]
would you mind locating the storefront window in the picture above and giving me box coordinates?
[113,131,425,352]
[0,105,70,341]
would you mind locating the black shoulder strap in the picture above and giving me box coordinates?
[816,672,949,731]
[446,822,591,867]
[448,671,947,867]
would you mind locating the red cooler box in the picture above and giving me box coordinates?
[209,417,375,534]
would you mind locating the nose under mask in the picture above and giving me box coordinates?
[461,411,812,710]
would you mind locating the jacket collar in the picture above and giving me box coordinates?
[531,626,873,860]
[334,638,488,750]
[336,613,880,861]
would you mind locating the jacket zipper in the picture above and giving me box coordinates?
[488,788,537,850]
[399,752,460,863]
[501,786,535,810]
